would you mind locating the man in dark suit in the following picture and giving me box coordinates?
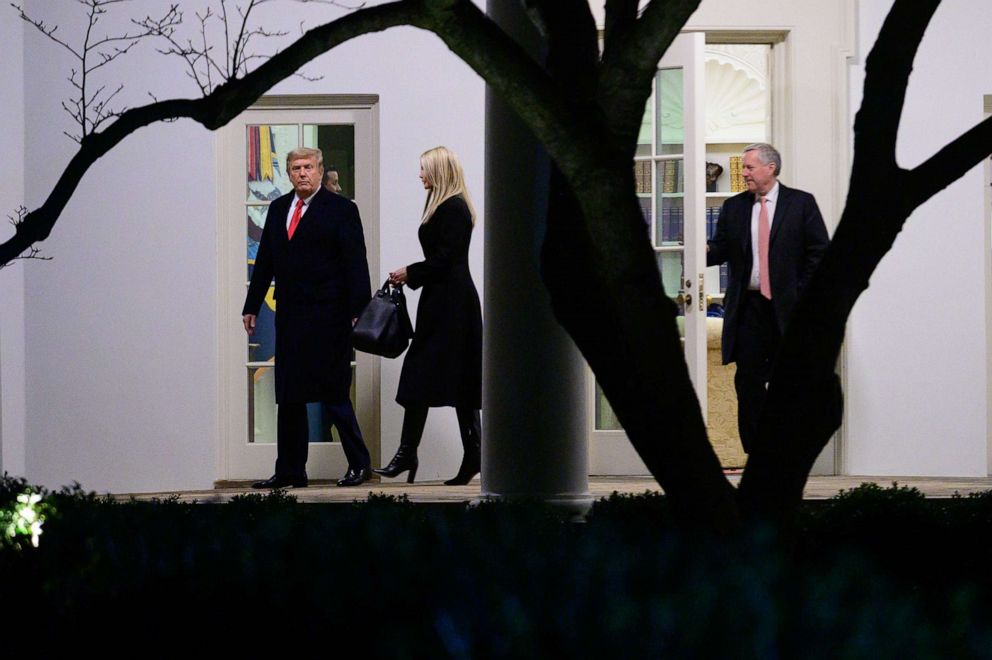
[243,147,372,488]
[707,143,829,453]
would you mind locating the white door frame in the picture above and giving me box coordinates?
[588,32,706,475]
[216,94,380,482]
[985,94,992,478]
[589,12,855,475]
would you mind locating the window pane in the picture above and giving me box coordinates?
[637,91,653,158]
[305,124,356,199]
[247,206,268,279]
[635,160,652,231]
[249,364,276,444]
[247,124,297,203]
[595,382,622,431]
[656,68,684,155]
[656,251,685,309]
[656,159,684,247]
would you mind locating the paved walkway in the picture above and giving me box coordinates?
[116,474,992,504]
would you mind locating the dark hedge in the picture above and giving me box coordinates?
[1,476,991,658]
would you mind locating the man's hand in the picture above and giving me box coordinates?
[243,314,257,336]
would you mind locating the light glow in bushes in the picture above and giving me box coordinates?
[3,491,46,548]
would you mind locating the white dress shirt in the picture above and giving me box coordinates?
[285,189,319,230]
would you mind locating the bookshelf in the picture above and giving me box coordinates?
[704,141,749,303]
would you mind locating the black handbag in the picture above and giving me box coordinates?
[352,279,414,358]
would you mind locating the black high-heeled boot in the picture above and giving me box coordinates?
[373,444,419,483]
[445,409,481,486]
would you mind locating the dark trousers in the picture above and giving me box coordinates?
[400,405,481,450]
[276,400,370,479]
[733,291,781,454]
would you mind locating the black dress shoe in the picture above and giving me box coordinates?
[336,467,371,487]
[252,474,308,489]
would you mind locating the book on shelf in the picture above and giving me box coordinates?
[706,206,723,241]
[634,161,651,194]
[660,205,671,243]
[662,160,677,193]
[729,155,745,192]
[658,203,685,244]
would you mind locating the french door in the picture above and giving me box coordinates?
[218,97,380,481]
[589,32,707,474]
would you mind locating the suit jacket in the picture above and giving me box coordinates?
[243,187,371,404]
[706,183,829,365]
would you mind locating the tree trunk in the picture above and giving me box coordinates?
[540,165,740,530]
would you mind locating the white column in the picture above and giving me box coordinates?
[481,3,591,511]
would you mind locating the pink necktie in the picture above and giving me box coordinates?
[287,198,304,240]
[758,196,771,299]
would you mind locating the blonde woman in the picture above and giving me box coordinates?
[375,147,482,485]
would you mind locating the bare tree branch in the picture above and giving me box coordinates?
[906,116,992,208]
[11,3,83,58]
[420,0,605,189]
[602,0,639,49]
[854,0,942,166]
[597,0,702,152]
[0,0,426,266]
[136,0,304,96]
[0,208,51,270]
[15,0,176,141]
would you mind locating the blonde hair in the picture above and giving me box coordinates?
[420,146,476,225]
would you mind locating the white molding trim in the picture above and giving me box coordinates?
[985,94,992,477]
[214,94,381,482]
[835,0,859,477]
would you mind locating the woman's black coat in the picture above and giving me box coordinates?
[396,195,482,409]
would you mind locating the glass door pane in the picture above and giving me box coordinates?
[246,124,298,444]
[594,43,702,434]
[657,68,685,155]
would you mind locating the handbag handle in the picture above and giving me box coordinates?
[379,278,404,298]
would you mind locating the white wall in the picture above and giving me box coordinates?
[17,0,484,491]
[0,10,26,477]
[22,1,218,492]
[845,0,990,476]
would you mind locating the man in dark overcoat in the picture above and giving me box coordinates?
[707,142,829,454]
[243,147,372,488]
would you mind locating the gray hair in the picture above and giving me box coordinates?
[743,143,781,177]
[286,146,323,168]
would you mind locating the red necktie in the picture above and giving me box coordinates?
[758,195,772,299]
[287,198,304,240]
